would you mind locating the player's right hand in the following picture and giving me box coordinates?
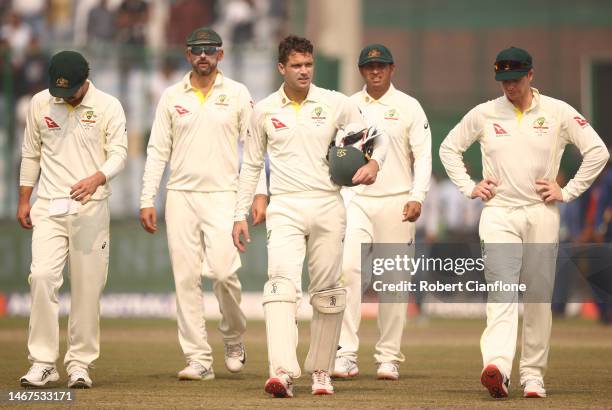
[232,220,250,253]
[471,178,499,202]
[16,201,32,229]
[251,194,268,226]
[140,207,157,233]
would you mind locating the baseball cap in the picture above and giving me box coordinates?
[48,51,89,98]
[494,47,532,81]
[358,44,394,67]
[186,27,222,47]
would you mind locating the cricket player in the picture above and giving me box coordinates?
[232,35,389,397]
[139,27,267,381]
[333,44,431,381]
[439,47,609,399]
[17,50,128,388]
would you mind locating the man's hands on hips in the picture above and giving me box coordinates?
[140,207,157,233]
[251,194,268,226]
[471,177,499,201]
[403,201,421,222]
[536,179,563,204]
[70,171,106,204]
[232,220,250,252]
[352,159,380,185]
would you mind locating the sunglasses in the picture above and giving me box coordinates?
[494,60,530,72]
[189,46,221,56]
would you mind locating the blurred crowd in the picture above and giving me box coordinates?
[0,0,287,216]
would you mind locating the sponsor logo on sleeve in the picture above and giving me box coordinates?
[573,116,589,128]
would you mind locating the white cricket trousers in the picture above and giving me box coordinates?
[165,190,246,368]
[479,203,559,384]
[338,193,415,364]
[27,198,109,373]
[265,191,346,377]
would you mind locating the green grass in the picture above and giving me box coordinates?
[0,317,611,409]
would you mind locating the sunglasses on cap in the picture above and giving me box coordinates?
[189,45,221,56]
[494,60,531,72]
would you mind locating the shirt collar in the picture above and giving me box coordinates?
[51,80,95,107]
[277,82,321,106]
[503,86,540,112]
[361,83,396,105]
[182,70,224,93]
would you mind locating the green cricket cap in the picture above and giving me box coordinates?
[358,44,393,67]
[494,47,532,81]
[186,27,222,46]
[48,51,89,98]
[328,146,368,187]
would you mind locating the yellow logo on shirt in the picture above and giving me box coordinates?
[215,94,229,106]
[384,108,398,120]
[336,148,347,158]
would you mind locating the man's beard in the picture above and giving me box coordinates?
[193,60,216,76]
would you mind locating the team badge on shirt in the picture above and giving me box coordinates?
[532,117,549,136]
[493,123,509,137]
[80,110,98,129]
[215,94,229,106]
[384,108,399,120]
[310,106,327,126]
[44,116,61,130]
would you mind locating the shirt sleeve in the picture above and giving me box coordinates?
[559,104,610,202]
[99,98,128,181]
[19,97,42,186]
[406,101,432,203]
[140,91,173,209]
[235,104,268,221]
[237,85,268,197]
[439,106,483,198]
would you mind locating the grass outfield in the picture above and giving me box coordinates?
[0,317,611,409]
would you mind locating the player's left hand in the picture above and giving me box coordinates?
[535,179,563,204]
[232,220,251,253]
[402,201,421,222]
[70,171,106,203]
[352,159,380,185]
[251,194,268,226]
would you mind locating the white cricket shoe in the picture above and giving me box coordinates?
[224,343,246,373]
[264,372,294,398]
[523,379,547,398]
[377,361,400,380]
[177,361,215,381]
[311,370,334,395]
[332,356,359,378]
[68,368,92,389]
[20,364,59,387]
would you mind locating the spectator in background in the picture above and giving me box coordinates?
[116,0,149,110]
[0,11,32,69]
[11,0,46,38]
[166,0,217,48]
[224,0,256,82]
[87,0,116,45]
